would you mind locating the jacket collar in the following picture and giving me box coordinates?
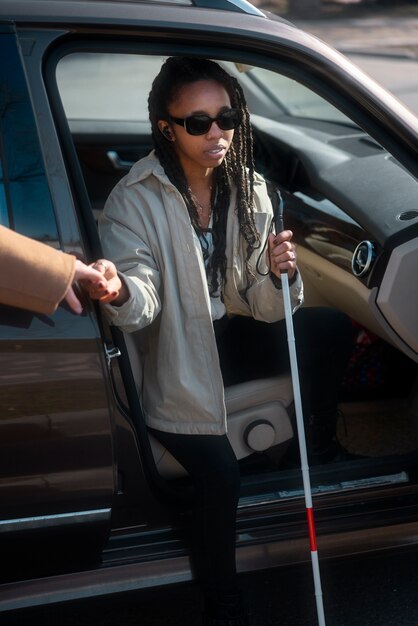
[125,150,175,189]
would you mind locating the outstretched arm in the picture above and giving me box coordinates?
[0,225,108,315]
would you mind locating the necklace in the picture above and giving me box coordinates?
[190,181,214,228]
[197,201,212,214]
[197,202,213,229]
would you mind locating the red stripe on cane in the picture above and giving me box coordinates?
[306,508,317,551]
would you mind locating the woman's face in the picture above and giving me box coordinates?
[160,79,236,177]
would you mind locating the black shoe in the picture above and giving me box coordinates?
[310,439,364,465]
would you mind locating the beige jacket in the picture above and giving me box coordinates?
[0,225,75,315]
[99,151,303,435]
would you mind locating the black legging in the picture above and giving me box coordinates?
[149,428,240,599]
[216,306,355,422]
[149,307,354,602]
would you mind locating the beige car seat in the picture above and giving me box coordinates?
[123,332,294,479]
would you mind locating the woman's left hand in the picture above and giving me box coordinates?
[268,230,297,280]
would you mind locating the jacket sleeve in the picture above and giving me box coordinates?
[0,225,76,315]
[98,186,162,333]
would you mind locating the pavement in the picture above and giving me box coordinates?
[294,15,418,58]
[267,2,418,57]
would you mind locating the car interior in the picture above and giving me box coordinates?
[49,47,418,506]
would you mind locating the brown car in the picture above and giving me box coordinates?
[0,0,418,614]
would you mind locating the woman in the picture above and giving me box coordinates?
[0,224,111,314]
[89,57,351,625]
[92,56,300,625]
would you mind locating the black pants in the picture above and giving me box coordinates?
[149,428,240,600]
[150,307,354,601]
[216,306,354,421]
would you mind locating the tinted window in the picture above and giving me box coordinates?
[244,66,353,125]
[0,154,7,226]
[0,33,59,245]
[57,53,163,122]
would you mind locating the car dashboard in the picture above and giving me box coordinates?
[248,114,418,361]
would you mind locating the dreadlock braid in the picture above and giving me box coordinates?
[148,56,260,295]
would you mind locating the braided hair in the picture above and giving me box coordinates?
[148,56,260,296]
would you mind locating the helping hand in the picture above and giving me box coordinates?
[84,259,123,304]
[64,259,109,314]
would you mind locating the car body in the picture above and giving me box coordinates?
[0,0,418,613]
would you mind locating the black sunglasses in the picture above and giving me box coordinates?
[169,108,243,136]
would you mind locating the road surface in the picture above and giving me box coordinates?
[3,547,418,625]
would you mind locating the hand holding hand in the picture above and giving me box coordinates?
[64,259,108,314]
[83,259,123,304]
[268,230,297,281]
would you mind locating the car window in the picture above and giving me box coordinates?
[243,66,354,125]
[56,50,399,233]
[0,157,7,226]
[57,52,355,129]
[0,34,59,244]
[57,53,165,122]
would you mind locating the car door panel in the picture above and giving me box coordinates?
[0,25,116,580]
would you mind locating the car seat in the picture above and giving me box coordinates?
[123,331,294,479]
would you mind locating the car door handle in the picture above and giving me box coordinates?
[106,150,135,170]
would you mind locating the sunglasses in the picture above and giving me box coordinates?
[169,108,243,136]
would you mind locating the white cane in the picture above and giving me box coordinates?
[274,191,327,626]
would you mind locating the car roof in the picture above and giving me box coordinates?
[0,0,285,24]
[0,0,261,9]
[1,0,417,142]
[0,0,322,63]
[0,0,267,18]
[63,0,267,17]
